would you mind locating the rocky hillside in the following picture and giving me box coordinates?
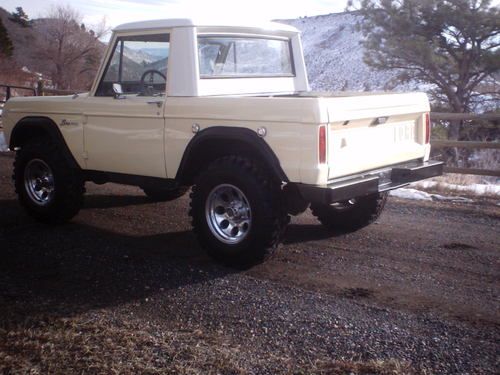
[1,7,404,92]
[281,12,412,92]
[0,7,105,90]
[0,8,38,74]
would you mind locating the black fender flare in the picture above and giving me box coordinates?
[9,116,81,169]
[175,126,288,185]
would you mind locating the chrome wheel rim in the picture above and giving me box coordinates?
[24,159,55,206]
[206,184,252,244]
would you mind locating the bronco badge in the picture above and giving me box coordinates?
[60,119,79,127]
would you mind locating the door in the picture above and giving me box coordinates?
[83,33,170,178]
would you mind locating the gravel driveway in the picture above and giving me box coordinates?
[0,154,498,374]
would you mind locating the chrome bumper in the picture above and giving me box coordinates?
[296,160,444,204]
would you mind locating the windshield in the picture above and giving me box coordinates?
[96,34,170,96]
[198,36,294,78]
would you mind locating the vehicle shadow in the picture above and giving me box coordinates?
[284,223,347,245]
[0,196,351,326]
[0,198,234,325]
[83,194,154,209]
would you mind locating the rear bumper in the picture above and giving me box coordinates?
[296,159,444,205]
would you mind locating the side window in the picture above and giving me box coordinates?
[96,33,170,97]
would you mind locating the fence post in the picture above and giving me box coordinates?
[36,81,43,96]
[6,86,11,101]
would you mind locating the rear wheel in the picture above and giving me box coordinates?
[311,192,388,234]
[13,138,85,223]
[142,186,188,202]
[189,156,288,268]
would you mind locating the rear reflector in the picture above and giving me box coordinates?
[425,113,430,144]
[319,125,327,164]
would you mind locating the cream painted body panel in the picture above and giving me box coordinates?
[3,92,430,186]
[163,96,327,183]
[2,95,87,168]
[80,96,166,178]
[321,92,431,180]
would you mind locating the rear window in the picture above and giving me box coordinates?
[198,36,294,78]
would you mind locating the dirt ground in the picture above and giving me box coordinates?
[0,153,498,374]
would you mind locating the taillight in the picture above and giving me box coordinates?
[319,125,327,164]
[425,113,430,144]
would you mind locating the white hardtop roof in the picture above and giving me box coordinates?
[114,18,299,33]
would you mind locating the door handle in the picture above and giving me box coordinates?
[147,100,163,108]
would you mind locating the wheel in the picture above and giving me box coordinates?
[142,186,188,202]
[311,192,388,233]
[13,138,85,224]
[189,156,289,268]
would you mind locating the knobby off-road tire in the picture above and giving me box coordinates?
[142,186,188,202]
[13,138,85,224]
[189,156,289,268]
[311,192,388,234]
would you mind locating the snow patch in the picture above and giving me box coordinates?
[390,188,474,203]
[390,188,433,201]
[412,181,500,197]
[0,132,7,152]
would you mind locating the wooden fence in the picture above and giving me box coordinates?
[0,84,77,103]
[0,84,80,128]
[430,112,499,177]
[0,84,36,105]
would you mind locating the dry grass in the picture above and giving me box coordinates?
[312,359,415,374]
[0,312,245,375]
[0,309,419,375]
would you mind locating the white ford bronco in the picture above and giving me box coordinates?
[3,19,443,266]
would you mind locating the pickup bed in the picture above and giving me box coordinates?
[2,19,443,267]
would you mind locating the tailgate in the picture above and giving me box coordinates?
[323,93,430,180]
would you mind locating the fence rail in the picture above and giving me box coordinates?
[39,88,81,96]
[0,84,78,104]
[430,112,499,177]
[0,84,37,104]
[430,112,500,121]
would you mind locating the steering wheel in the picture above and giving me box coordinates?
[140,69,166,96]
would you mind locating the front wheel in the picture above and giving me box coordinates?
[311,192,388,234]
[189,156,288,268]
[13,139,85,224]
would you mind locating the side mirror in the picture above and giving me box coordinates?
[113,83,125,99]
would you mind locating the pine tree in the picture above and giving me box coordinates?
[10,7,31,28]
[349,0,499,128]
[0,18,14,58]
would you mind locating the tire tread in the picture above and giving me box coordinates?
[311,192,388,233]
[13,138,85,224]
[189,155,288,267]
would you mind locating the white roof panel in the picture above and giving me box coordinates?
[113,18,299,33]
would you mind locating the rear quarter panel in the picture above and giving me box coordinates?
[164,96,327,184]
